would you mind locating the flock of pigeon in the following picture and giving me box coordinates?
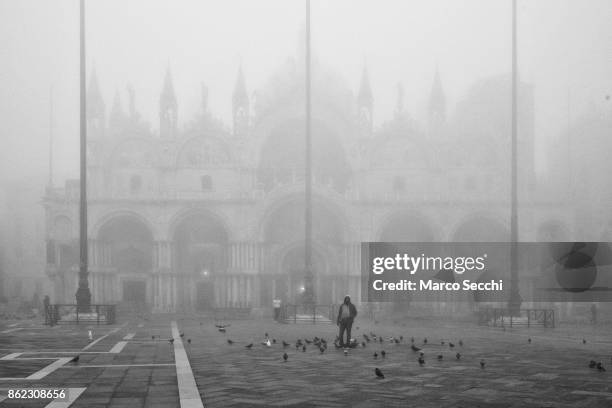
[209,323,608,379]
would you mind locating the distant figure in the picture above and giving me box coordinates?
[43,295,51,325]
[591,303,597,325]
[273,298,282,321]
[337,295,357,347]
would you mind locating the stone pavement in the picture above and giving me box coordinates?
[1,316,612,407]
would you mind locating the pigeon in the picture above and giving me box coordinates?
[168,338,175,345]
[245,343,253,349]
[480,359,486,369]
[180,332,185,338]
[320,346,325,354]
[440,340,445,346]
[272,339,277,344]
[437,354,443,361]
[411,345,421,352]
[589,360,597,368]
[88,330,93,341]
[215,324,230,329]
[449,342,455,348]
[265,332,268,338]
[399,336,403,342]
[375,367,385,379]
[373,352,378,359]
[218,328,226,333]
[302,345,306,352]
[283,352,288,362]
[363,334,370,342]
[70,355,80,363]
[282,341,290,347]
[393,338,400,344]
[227,339,234,345]
[582,338,587,344]
[528,338,531,344]
[305,339,312,344]
[381,350,386,358]
[423,338,428,344]
[262,339,271,347]
[418,356,425,366]
[362,341,367,348]
[597,362,606,372]
[187,338,191,344]
[343,349,348,356]
[456,353,461,360]
[152,335,155,340]
[459,340,463,347]
[411,337,415,344]
[379,337,383,344]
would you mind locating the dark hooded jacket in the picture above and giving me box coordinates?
[337,296,357,323]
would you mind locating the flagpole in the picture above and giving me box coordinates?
[303,0,315,307]
[76,0,91,312]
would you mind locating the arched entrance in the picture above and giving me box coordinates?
[172,211,228,311]
[262,197,346,306]
[98,216,154,306]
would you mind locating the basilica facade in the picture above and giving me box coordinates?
[44,55,596,315]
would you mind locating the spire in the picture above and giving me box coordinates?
[428,67,446,132]
[86,68,105,137]
[232,63,249,136]
[160,65,178,137]
[357,61,373,135]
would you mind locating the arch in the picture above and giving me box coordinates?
[450,215,509,242]
[171,209,230,277]
[91,209,155,239]
[167,207,232,243]
[377,210,439,242]
[259,194,348,245]
[97,214,155,275]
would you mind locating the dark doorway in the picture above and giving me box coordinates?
[196,282,214,310]
[123,280,146,304]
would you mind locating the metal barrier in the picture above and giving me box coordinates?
[479,307,555,328]
[283,304,336,324]
[45,304,116,326]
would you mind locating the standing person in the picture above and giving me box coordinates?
[273,298,282,322]
[337,295,357,347]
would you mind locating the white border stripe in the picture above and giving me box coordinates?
[109,341,127,354]
[171,321,204,408]
[44,387,86,408]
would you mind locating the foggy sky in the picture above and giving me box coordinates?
[1,0,611,185]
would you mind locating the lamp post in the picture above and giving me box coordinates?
[75,0,91,312]
[508,0,522,314]
[302,0,315,307]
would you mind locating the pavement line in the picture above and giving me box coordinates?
[44,387,86,408]
[1,328,23,334]
[171,320,204,408]
[123,332,136,340]
[8,323,19,327]
[59,363,175,368]
[109,341,128,353]
[27,357,73,380]
[82,327,121,350]
[0,352,22,360]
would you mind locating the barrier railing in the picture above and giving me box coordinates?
[283,304,337,324]
[478,307,555,328]
[44,304,116,326]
